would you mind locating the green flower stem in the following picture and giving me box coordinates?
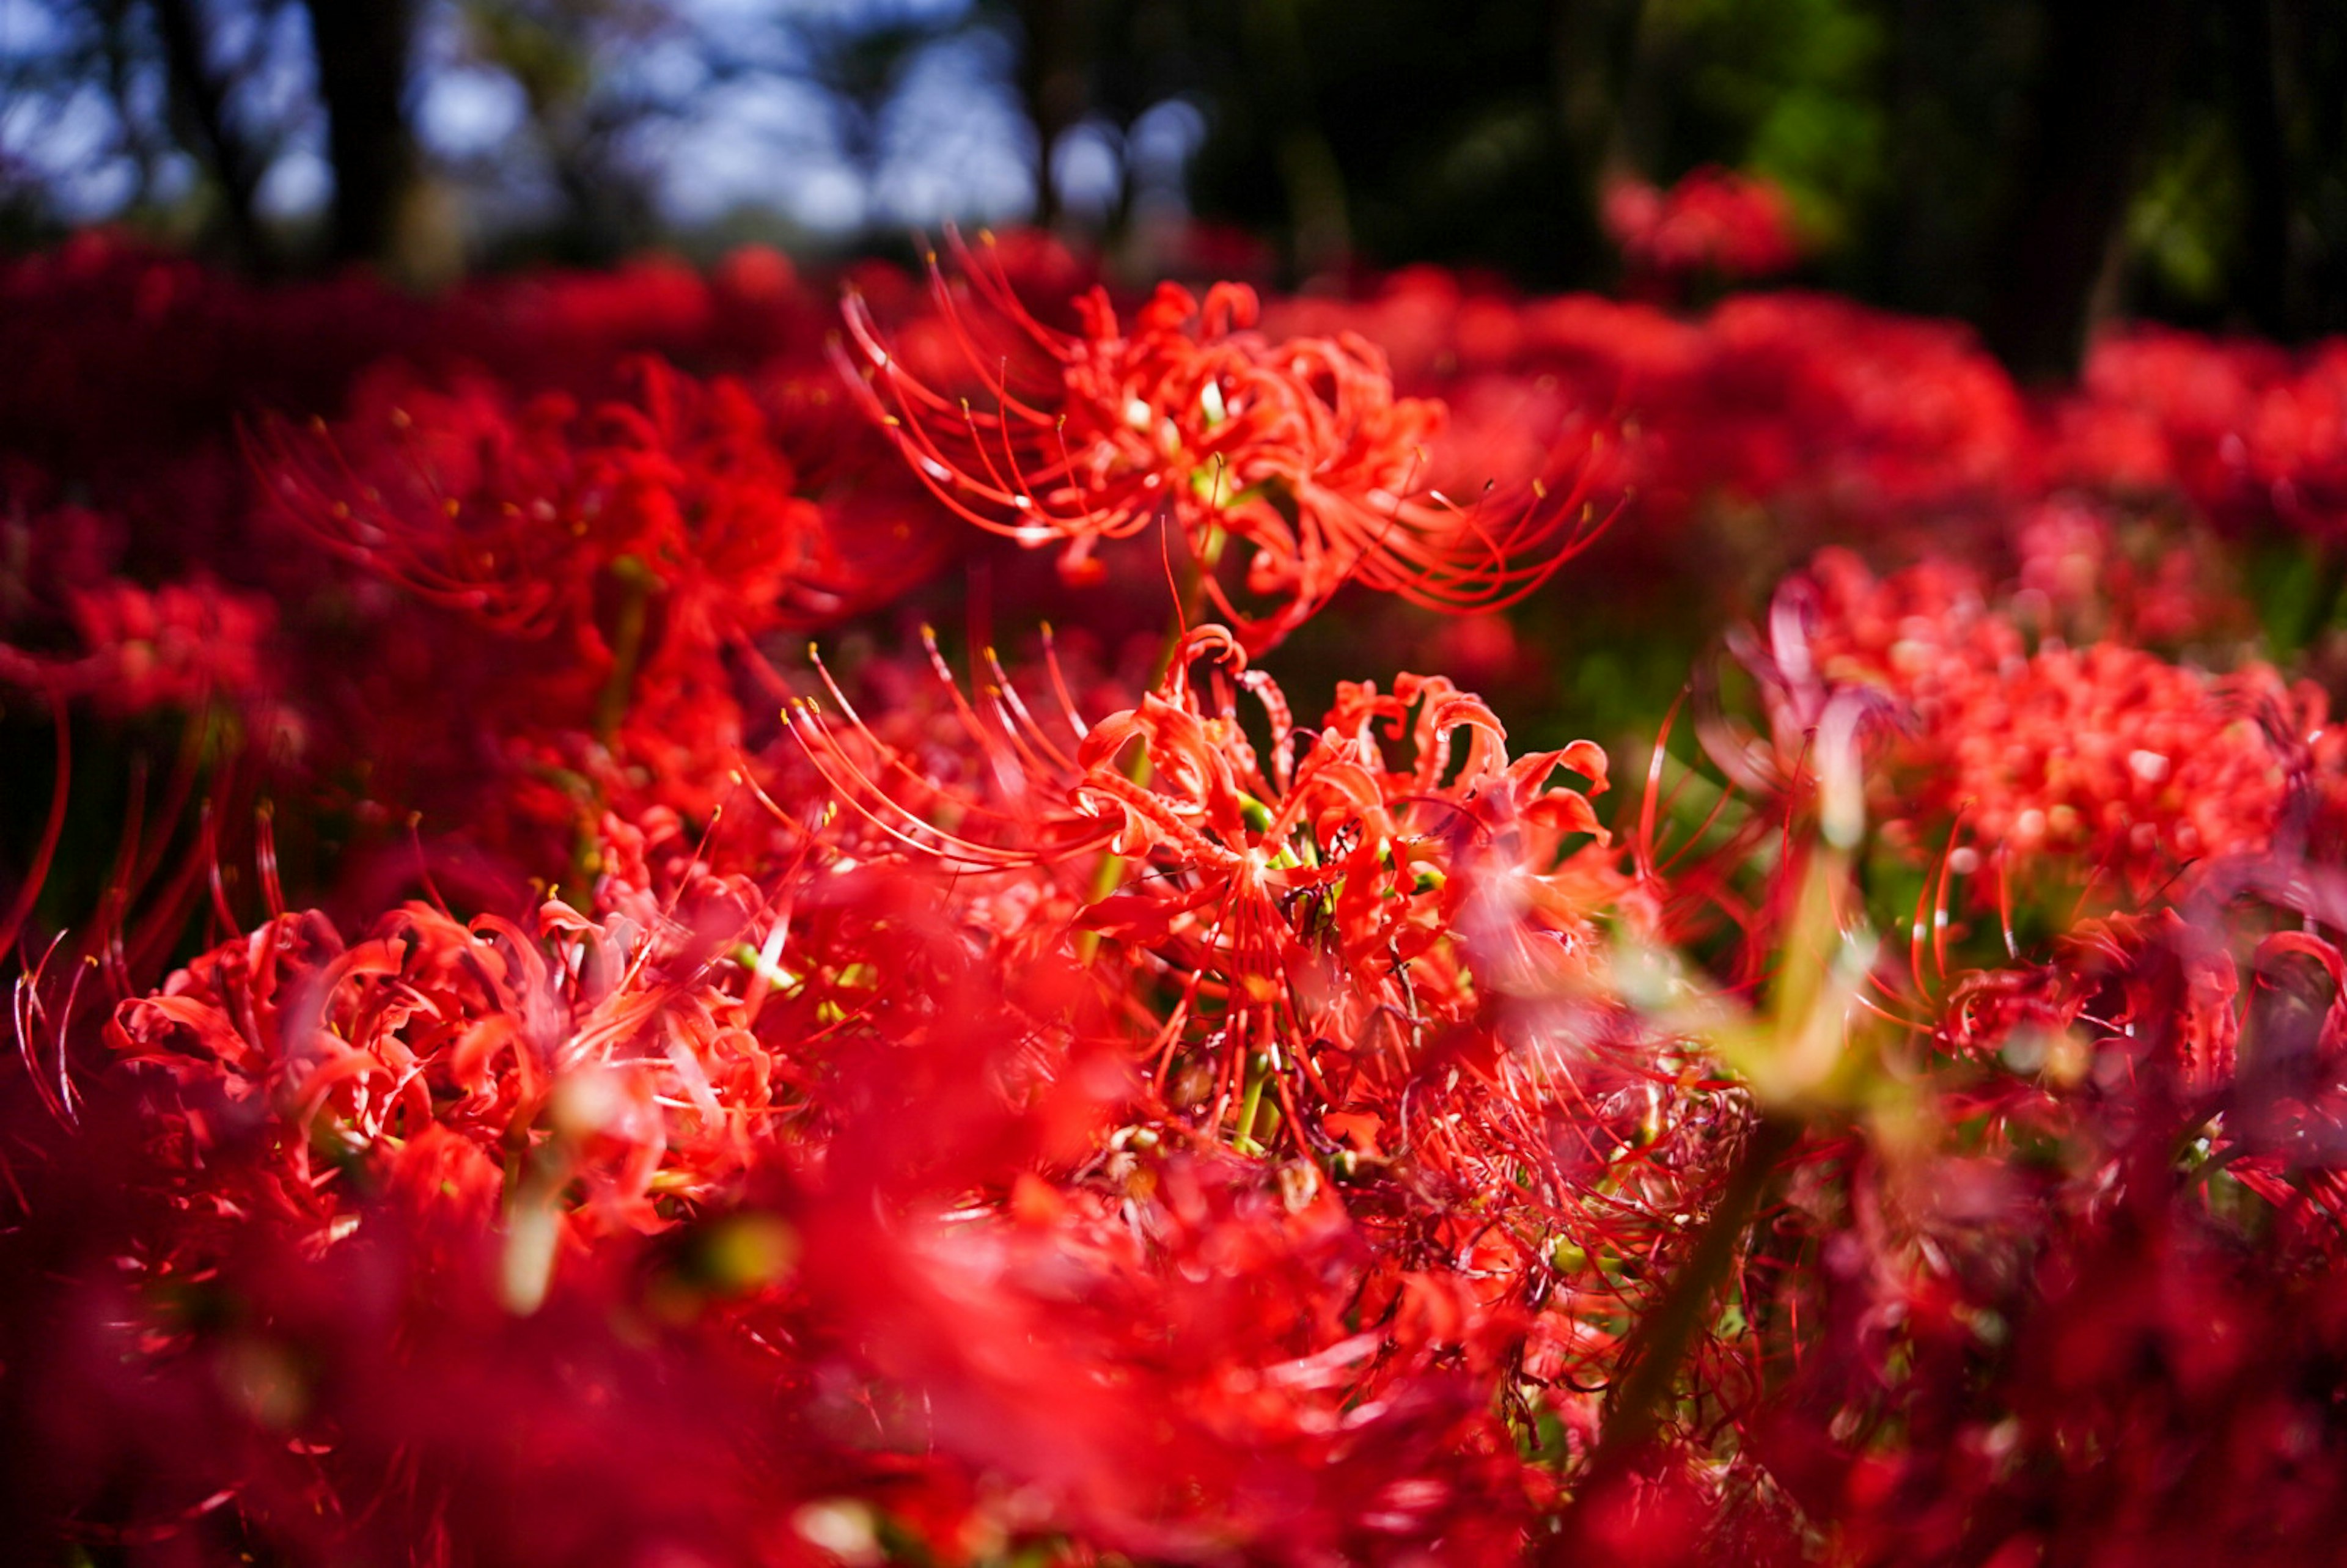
[1582,1112,1801,1476]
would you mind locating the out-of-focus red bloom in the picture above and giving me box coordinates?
[262,356,841,639]
[1689,295,2029,517]
[1275,271,2040,551]
[840,235,1607,648]
[249,355,945,859]
[2008,496,2243,645]
[0,572,276,720]
[1604,167,1804,287]
[1739,901,2347,1568]
[2064,326,2347,541]
[1761,549,2340,903]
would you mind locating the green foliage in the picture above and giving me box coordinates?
[1642,0,1888,243]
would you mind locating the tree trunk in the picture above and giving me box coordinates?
[1549,0,1639,283]
[150,0,269,268]
[301,0,418,269]
[1019,0,1091,230]
[1979,0,2188,381]
[2229,0,2293,336]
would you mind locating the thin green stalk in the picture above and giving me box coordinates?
[1076,522,1229,942]
[593,555,656,746]
[1582,1112,1800,1475]
[1232,1053,1270,1153]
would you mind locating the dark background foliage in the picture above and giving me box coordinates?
[4,1,2345,368]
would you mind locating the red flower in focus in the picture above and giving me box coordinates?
[788,621,1628,1156]
[839,233,1607,648]
[106,880,817,1267]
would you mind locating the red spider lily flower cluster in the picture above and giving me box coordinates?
[106,887,804,1250]
[13,227,2347,1568]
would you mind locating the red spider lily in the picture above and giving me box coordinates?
[244,355,949,860]
[0,573,276,720]
[779,620,1758,1470]
[1941,910,2240,1102]
[258,357,840,640]
[1749,549,2345,906]
[2065,325,2347,543]
[2010,496,2244,647]
[1603,166,1804,287]
[1726,906,2347,1568]
[1270,274,2035,555]
[1073,628,1623,1134]
[1941,910,2347,1190]
[838,233,1610,649]
[59,824,1580,1564]
[780,954,1570,1564]
[0,1074,848,1567]
[786,621,1629,1150]
[104,880,825,1265]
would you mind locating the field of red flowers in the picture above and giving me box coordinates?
[10,215,2347,1566]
